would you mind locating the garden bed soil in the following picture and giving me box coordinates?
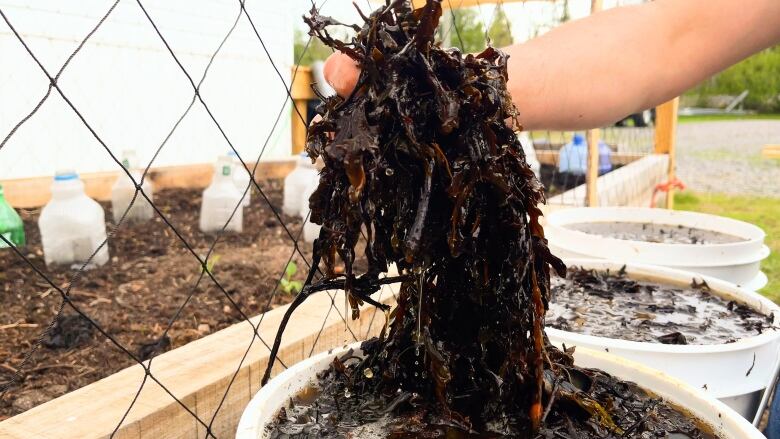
[0,180,312,419]
[547,266,775,345]
[567,221,745,245]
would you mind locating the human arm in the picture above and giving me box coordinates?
[323,0,780,131]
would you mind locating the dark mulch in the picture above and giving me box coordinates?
[0,180,310,418]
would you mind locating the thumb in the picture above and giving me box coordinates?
[323,51,360,98]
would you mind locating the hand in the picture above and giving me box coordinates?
[322,51,360,98]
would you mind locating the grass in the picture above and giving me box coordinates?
[674,192,780,303]
[678,113,780,124]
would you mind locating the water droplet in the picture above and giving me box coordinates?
[363,368,374,379]
[385,168,394,176]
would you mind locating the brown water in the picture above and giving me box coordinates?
[547,266,775,344]
[268,353,720,438]
[568,222,746,245]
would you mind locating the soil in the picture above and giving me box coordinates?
[567,221,746,245]
[269,344,719,439]
[547,266,776,345]
[0,180,309,419]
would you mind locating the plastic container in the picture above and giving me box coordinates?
[0,185,25,248]
[597,140,613,174]
[237,342,765,439]
[557,133,588,175]
[546,258,780,419]
[300,177,321,243]
[227,151,251,207]
[38,171,109,268]
[545,207,770,290]
[283,152,318,217]
[111,150,154,224]
[199,156,244,233]
[518,132,541,179]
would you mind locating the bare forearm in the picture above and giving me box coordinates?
[509,0,780,131]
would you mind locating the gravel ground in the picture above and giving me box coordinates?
[676,120,780,197]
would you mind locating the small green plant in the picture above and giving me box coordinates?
[279,261,303,295]
[202,254,221,275]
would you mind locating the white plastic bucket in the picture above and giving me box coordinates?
[545,207,770,290]
[546,258,780,419]
[237,342,765,439]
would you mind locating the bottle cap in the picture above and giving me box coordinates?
[573,133,585,145]
[54,171,78,181]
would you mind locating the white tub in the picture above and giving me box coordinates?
[237,343,765,439]
[545,207,770,290]
[546,259,780,419]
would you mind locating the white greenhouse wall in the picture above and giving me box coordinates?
[0,0,293,180]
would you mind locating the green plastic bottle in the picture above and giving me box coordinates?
[0,184,25,248]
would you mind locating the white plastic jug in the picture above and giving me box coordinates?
[111,150,154,223]
[300,177,321,243]
[227,151,251,207]
[283,152,318,217]
[518,132,541,179]
[558,133,588,176]
[200,155,244,233]
[39,171,109,268]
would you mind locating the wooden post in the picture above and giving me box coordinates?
[585,130,600,207]
[585,0,603,207]
[290,66,315,155]
[654,97,679,209]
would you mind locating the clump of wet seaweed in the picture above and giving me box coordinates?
[262,1,717,437]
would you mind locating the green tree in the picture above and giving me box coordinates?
[439,9,487,53]
[294,28,332,66]
[686,46,780,113]
[487,5,513,48]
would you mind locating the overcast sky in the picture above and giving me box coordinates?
[292,0,645,43]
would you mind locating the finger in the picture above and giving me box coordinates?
[323,51,360,98]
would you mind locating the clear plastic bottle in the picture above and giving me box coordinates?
[0,184,25,248]
[227,151,251,207]
[111,150,154,223]
[283,152,318,217]
[558,133,588,176]
[38,171,109,268]
[200,155,244,233]
[300,176,322,243]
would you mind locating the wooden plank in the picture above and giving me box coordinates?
[0,287,398,439]
[653,97,679,208]
[0,158,296,209]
